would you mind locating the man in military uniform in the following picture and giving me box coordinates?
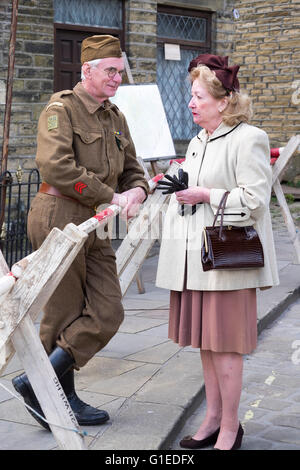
[12,35,148,429]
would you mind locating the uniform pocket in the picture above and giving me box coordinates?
[73,127,106,173]
[27,193,58,246]
[116,135,129,151]
[73,127,102,144]
[98,245,116,259]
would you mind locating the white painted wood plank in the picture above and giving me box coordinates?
[272,135,300,183]
[0,252,15,375]
[12,316,86,450]
[0,249,86,449]
[0,224,87,351]
[273,179,300,263]
[116,162,179,277]
[119,212,161,296]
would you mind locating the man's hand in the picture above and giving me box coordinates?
[111,187,146,219]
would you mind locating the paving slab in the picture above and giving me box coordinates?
[169,298,300,450]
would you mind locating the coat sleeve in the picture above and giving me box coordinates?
[209,127,272,223]
[36,103,114,207]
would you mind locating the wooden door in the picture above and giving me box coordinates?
[54,26,124,92]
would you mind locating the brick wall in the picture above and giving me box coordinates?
[231,0,300,180]
[0,0,54,172]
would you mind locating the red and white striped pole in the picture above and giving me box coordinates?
[77,173,164,235]
[270,147,284,165]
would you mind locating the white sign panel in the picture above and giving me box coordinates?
[110,84,175,160]
[164,43,181,61]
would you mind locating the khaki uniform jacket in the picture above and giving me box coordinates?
[36,82,148,208]
[156,121,279,292]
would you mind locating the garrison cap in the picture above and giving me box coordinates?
[81,35,122,64]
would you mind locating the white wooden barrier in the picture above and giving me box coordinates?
[0,172,167,450]
[271,135,300,263]
[0,226,88,450]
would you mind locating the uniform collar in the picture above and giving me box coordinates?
[197,121,241,142]
[73,82,113,114]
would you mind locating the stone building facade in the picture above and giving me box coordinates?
[231,0,300,177]
[0,0,299,179]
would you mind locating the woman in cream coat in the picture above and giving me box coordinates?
[156,54,279,450]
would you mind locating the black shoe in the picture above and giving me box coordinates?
[60,369,110,425]
[231,423,244,450]
[179,427,220,449]
[214,423,244,450]
[12,346,74,431]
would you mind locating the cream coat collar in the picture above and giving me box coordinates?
[197,121,242,142]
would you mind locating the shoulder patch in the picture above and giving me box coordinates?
[47,114,58,131]
[46,101,64,112]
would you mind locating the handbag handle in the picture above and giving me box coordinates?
[212,191,230,238]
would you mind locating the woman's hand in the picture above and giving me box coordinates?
[175,186,211,205]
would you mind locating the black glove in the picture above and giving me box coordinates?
[157,169,199,216]
[157,168,189,194]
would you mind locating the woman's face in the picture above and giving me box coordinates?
[188,78,223,132]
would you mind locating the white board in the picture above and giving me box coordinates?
[110,84,175,160]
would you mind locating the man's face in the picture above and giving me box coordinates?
[85,57,124,102]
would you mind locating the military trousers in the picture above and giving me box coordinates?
[27,193,124,368]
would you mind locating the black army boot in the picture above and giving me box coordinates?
[59,369,110,425]
[12,346,74,430]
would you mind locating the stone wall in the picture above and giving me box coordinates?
[211,0,236,56]
[126,0,157,83]
[0,0,299,179]
[0,0,54,172]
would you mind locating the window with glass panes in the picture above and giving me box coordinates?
[157,6,211,142]
[53,0,124,91]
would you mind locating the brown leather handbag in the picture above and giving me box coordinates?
[201,191,264,271]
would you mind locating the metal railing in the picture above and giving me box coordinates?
[0,168,41,267]
[0,167,126,268]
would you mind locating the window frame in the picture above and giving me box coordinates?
[53,0,126,92]
[157,5,212,50]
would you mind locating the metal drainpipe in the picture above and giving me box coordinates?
[0,0,19,233]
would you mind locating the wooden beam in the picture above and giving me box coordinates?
[11,316,87,450]
[0,250,86,450]
[272,135,300,184]
[0,224,87,353]
[271,135,300,263]
[273,179,300,263]
[116,162,179,294]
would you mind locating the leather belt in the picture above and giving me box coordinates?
[39,182,75,202]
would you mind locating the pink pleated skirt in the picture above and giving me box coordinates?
[169,286,257,355]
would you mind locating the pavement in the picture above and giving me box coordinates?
[0,204,299,451]
[170,297,300,451]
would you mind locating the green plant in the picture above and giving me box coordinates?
[285,180,300,189]
[285,193,295,204]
